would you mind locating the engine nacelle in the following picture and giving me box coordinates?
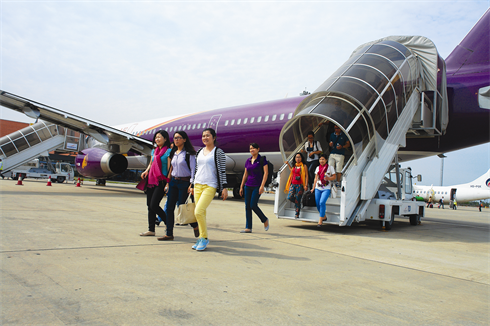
[75,148,128,178]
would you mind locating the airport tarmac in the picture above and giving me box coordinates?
[1,179,489,325]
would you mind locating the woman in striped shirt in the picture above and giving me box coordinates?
[190,128,228,251]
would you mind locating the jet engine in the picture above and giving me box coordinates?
[75,148,128,179]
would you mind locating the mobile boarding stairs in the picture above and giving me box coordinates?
[274,36,446,228]
[0,121,84,174]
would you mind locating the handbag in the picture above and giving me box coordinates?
[177,194,197,224]
[136,178,148,192]
[331,184,337,199]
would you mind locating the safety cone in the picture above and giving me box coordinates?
[46,175,52,186]
[75,177,81,187]
[16,175,23,186]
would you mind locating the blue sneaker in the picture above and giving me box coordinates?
[196,238,209,251]
[192,238,201,250]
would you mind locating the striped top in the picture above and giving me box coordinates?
[193,147,228,193]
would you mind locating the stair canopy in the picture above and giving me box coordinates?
[279,36,447,165]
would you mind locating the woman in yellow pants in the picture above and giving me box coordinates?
[190,128,228,251]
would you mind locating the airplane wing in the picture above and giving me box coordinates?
[0,90,153,155]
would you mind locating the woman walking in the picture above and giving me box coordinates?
[303,131,322,189]
[157,131,199,241]
[239,143,270,233]
[284,152,308,218]
[310,154,336,227]
[140,130,171,236]
[190,128,228,251]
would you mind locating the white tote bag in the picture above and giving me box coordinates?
[176,194,197,224]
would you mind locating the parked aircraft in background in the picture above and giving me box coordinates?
[1,10,488,198]
[413,169,490,203]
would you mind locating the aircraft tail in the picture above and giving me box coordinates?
[464,168,490,186]
[445,9,490,74]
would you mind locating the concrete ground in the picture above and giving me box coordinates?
[1,179,489,325]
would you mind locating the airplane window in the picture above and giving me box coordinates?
[272,114,277,121]
[153,129,156,134]
[169,127,173,132]
[264,115,269,122]
[280,113,284,120]
[231,119,235,126]
[237,119,241,125]
[288,112,293,119]
[250,117,255,123]
[225,120,229,126]
[244,118,248,124]
[183,125,186,131]
[197,123,201,129]
[202,123,206,128]
[192,124,196,129]
[257,116,262,122]
[188,124,191,130]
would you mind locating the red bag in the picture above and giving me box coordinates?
[136,178,147,192]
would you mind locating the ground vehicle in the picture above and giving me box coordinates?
[11,158,74,183]
[363,167,425,230]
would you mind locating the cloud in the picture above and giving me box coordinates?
[1,1,488,185]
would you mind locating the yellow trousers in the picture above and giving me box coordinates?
[194,184,216,239]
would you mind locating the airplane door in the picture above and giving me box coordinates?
[450,188,457,200]
[208,115,222,133]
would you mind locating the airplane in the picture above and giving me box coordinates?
[413,169,490,204]
[1,9,489,199]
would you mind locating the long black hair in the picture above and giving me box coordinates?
[290,152,305,166]
[169,130,196,158]
[153,130,171,149]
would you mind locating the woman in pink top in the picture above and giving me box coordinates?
[284,152,308,218]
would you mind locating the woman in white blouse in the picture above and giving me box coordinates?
[190,128,228,251]
[310,154,336,227]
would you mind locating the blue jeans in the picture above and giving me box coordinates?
[165,178,198,236]
[244,185,268,229]
[315,188,331,218]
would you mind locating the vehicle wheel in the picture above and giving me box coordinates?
[57,176,65,183]
[12,175,18,180]
[96,179,106,186]
[380,211,395,230]
[233,186,242,199]
[409,214,419,226]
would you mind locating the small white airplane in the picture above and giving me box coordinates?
[413,169,490,204]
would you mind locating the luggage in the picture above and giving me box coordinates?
[302,191,316,207]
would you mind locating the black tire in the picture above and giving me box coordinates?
[409,214,419,226]
[380,211,395,230]
[233,186,242,199]
[57,176,65,183]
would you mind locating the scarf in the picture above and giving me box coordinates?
[147,146,169,188]
[284,162,307,193]
[318,163,328,186]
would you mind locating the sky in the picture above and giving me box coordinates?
[1,0,489,186]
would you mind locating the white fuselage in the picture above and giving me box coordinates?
[413,169,490,203]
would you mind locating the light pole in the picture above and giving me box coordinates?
[437,153,446,186]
